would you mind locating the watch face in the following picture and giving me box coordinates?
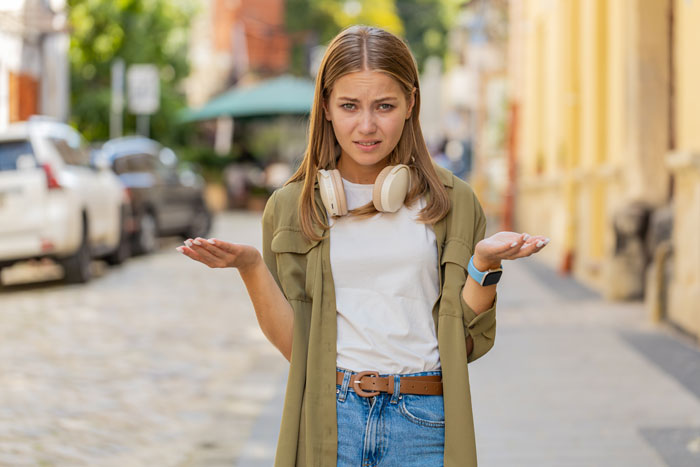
[482,270,503,286]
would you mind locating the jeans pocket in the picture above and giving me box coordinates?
[399,394,446,428]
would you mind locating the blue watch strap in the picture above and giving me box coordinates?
[468,255,502,285]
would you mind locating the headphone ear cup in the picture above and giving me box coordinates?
[317,169,348,216]
[372,164,410,213]
[372,166,394,212]
[329,169,348,215]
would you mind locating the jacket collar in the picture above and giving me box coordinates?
[434,164,454,188]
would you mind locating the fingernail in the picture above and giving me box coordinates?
[193,239,202,246]
[510,241,518,247]
[523,234,531,241]
[545,238,550,244]
[207,238,216,245]
[185,240,193,247]
[536,241,544,248]
[176,246,184,253]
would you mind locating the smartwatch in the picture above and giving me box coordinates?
[467,256,503,286]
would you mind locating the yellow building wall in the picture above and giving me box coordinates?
[676,0,700,152]
[667,0,700,339]
[512,0,673,298]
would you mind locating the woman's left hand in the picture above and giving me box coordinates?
[473,231,549,270]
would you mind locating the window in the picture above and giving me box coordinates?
[0,140,36,171]
[48,137,90,167]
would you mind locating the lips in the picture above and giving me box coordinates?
[354,140,381,146]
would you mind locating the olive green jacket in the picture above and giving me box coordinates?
[262,165,497,467]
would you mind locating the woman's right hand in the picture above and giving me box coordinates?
[176,237,261,273]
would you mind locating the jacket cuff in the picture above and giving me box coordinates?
[461,292,497,337]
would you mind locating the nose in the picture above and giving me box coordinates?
[358,110,377,134]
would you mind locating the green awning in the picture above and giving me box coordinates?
[179,75,315,122]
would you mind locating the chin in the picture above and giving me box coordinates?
[350,150,391,165]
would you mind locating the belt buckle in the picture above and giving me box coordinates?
[353,370,380,398]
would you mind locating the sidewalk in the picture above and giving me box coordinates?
[471,259,700,467]
[232,258,700,467]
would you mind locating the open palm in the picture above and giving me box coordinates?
[177,237,261,272]
[474,231,549,269]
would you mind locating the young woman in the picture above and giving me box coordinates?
[178,25,548,467]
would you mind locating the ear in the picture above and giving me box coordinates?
[323,98,332,121]
[406,87,416,119]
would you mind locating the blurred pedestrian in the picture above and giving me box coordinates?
[177,25,549,467]
[223,144,264,209]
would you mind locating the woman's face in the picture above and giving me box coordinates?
[324,70,414,183]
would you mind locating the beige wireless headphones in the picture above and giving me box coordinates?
[317,164,411,216]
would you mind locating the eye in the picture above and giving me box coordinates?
[378,103,394,111]
[341,103,356,110]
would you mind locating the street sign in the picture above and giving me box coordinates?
[127,64,160,115]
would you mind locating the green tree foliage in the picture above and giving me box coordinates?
[67,0,195,144]
[285,0,464,75]
[286,0,404,76]
[395,0,451,72]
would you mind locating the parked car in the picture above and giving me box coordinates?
[0,117,131,285]
[99,137,212,254]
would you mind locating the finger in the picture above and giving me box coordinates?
[511,232,531,247]
[521,235,547,246]
[205,238,241,255]
[184,237,229,263]
[183,242,227,267]
[503,234,529,254]
[493,240,521,255]
[190,237,228,259]
[514,238,550,259]
[177,245,212,266]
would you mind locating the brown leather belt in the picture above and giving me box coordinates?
[336,370,443,398]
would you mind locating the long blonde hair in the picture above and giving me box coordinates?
[287,25,450,241]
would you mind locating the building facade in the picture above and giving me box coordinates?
[509,0,699,340]
[185,0,290,108]
[0,0,70,130]
[666,0,700,340]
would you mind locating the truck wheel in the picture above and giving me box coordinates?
[133,211,158,255]
[61,227,92,284]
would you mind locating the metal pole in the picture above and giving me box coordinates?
[137,114,149,138]
[110,58,124,139]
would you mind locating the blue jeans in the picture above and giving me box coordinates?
[336,367,445,467]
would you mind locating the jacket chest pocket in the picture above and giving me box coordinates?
[271,229,320,301]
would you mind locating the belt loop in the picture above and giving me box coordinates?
[338,369,351,402]
[390,374,401,404]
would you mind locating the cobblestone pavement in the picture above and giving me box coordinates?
[0,212,288,467]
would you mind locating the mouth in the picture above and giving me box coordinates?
[353,140,382,150]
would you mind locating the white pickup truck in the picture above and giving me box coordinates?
[0,118,130,285]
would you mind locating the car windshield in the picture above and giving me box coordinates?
[0,140,36,171]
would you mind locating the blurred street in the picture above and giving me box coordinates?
[0,212,288,467]
[1,212,698,466]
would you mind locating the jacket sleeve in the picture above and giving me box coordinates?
[261,190,281,289]
[461,195,497,363]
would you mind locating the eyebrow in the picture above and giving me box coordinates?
[337,96,399,103]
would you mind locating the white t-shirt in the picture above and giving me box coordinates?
[329,178,441,374]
